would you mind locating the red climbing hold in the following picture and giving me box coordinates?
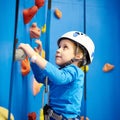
[23,6,38,24]
[35,0,44,9]
[28,112,36,120]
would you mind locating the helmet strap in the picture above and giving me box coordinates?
[59,58,83,69]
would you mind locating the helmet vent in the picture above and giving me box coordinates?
[73,32,84,37]
[73,32,80,37]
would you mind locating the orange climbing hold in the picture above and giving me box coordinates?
[81,116,89,120]
[21,57,30,76]
[23,6,38,24]
[103,63,114,72]
[32,78,43,96]
[35,0,44,9]
[30,22,41,38]
[54,8,62,19]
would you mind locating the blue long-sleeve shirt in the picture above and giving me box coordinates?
[31,62,84,118]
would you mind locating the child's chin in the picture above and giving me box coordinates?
[56,62,62,66]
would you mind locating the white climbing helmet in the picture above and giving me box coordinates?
[58,31,95,64]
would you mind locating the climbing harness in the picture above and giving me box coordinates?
[44,104,62,120]
[44,104,81,120]
[42,70,81,120]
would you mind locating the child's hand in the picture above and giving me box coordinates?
[34,39,42,54]
[18,43,36,58]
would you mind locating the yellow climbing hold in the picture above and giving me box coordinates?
[81,65,89,72]
[41,24,46,33]
[40,108,44,120]
[0,106,14,120]
[41,49,45,58]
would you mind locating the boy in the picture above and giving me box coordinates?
[18,31,95,120]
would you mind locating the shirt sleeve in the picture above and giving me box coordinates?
[30,62,46,83]
[43,62,81,85]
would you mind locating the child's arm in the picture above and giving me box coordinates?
[18,42,47,69]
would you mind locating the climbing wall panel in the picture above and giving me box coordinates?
[0,0,47,120]
[0,0,16,110]
[86,1,120,120]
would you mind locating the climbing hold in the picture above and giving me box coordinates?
[81,65,89,72]
[0,106,14,120]
[40,108,44,120]
[15,48,26,61]
[32,78,43,96]
[80,116,89,120]
[35,0,44,9]
[30,22,41,38]
[54,8,62,19]
[21,57,30,76]
[41,24,46,33]
[41,49,45,58]
[23,6,38,24]
[103,63,114,72]
[28,112,36,120]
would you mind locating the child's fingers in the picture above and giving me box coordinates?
[35,39,42,47]
[35,39,42,53]
[18,43,35,58]
[34,47,39,53]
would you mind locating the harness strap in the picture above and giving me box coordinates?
[43,104,80,120]
[47,109,62,120]
[44,104,62,120]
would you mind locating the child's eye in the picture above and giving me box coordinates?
[63,45,68,49]
[58,45,68,50]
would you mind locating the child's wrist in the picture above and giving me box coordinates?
[30,53,39,63]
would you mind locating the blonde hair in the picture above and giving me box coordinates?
[73,42,85,67]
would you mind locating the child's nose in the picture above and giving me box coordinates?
[57,47,62,53]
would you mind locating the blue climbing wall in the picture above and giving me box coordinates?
[0,0,47,120]
[45,0,120,120]
[86,1,120,120]
[0,0,120,120]
[0,0,16,108]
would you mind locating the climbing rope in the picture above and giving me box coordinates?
[83,0,87,119]
[8,0,19,120]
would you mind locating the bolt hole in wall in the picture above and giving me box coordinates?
[0,0,120,120]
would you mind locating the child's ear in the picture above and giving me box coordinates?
[75,53,83,59]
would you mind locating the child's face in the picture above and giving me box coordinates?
[56,39,76,66]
